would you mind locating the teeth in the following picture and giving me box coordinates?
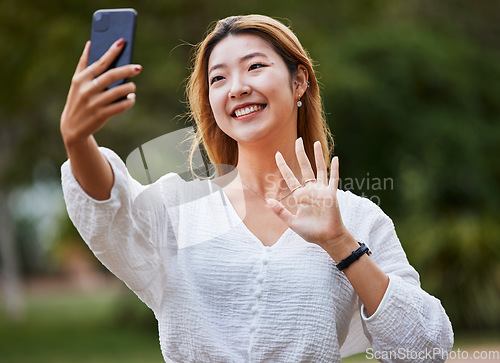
[234,105,264,117]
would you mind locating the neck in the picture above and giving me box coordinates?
[234,136,302,199]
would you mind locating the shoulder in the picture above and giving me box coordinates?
[337,189,395,238]
[337,191,408,271]
[97,147,188,208]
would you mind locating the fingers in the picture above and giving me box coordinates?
[314,141,328,185]
[80,96,137,138]
[92,82,137,107]
[87,38,126,78]
[61,39,141,146]
[96,94,137,121]
[93,64,142,91]
[80,64,141,106]
[329,156,340,190]
[75,41,91,75]
[295,138,316,184]
[72,38,130,87]
[275,151,302,193]
[266,198,294,226]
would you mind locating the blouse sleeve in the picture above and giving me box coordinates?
[61,147,182,316]
[339,192,454,362]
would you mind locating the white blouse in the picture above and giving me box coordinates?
[61,148,453,363]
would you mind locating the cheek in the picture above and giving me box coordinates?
[208,87,227,108]
[260,74,293,100]
[208,90,224,116]
[208,90,231,133]
[268,84,294,110]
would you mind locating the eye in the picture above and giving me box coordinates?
[249,63,267,71]
[210,75,224,85]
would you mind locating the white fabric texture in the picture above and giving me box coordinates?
[61,148,453,363]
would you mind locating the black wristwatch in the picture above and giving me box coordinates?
[336,242,372,271]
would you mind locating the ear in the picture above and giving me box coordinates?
[294,64,309,100]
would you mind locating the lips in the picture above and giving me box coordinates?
[232,104,266,118]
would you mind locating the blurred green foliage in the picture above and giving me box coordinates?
[0,289,162,362]
[1,0,499,332]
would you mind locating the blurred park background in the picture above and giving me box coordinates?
[1,0,499,361]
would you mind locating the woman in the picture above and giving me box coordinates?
[61,14,453,362]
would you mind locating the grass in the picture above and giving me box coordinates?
[1,285,498,362]
[0,286,163,363]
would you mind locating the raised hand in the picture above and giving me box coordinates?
[60,39,142,200]
[266,138,355,258]
[60,39,142,147]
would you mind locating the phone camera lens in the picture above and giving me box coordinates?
[93,12,110,32]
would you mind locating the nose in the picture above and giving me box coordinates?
[228,75,251,99]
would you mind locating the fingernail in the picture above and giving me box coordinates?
[127,93,136,101]
[116,38,124,47]
[134,65,142,72]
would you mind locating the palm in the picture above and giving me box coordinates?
[266,138,346,246]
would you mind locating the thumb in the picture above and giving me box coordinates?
[266,198,294,226]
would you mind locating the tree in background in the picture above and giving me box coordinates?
[1,0,498,331]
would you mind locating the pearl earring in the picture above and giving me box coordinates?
[297,99,303,107]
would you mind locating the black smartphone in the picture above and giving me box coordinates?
[88,8,137,89]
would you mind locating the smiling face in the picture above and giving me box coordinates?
[207,33,299,145]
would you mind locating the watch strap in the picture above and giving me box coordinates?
[336,242,372,271]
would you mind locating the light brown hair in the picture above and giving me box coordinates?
[187,14,333,175]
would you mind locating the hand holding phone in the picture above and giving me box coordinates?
[61,8,141,150]
[88,8,137,89]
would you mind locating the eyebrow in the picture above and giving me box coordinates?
[208,52,270,74]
